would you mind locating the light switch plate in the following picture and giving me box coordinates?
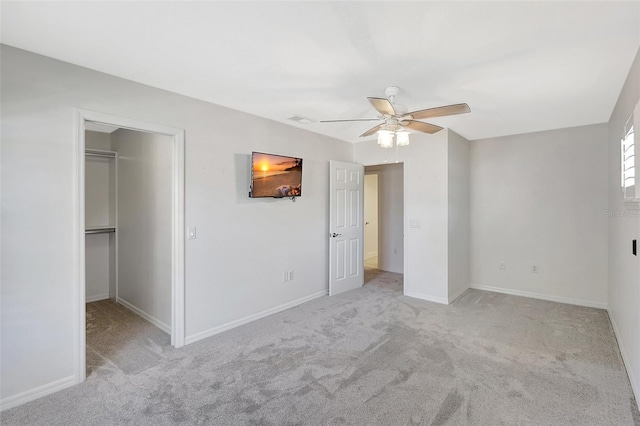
[188,227,196,239]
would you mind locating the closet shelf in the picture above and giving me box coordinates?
[86,149,117,158]
[85,226,116,235]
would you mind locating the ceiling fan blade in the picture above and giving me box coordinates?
[367,97,396,116]
[405,103,470,120]
[401,120,444,134]
[360,124,383,137]
[320,118,380,123]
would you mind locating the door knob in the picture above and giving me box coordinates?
[331,233,342,238]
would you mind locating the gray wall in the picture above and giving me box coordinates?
[470,123,609,307]
[354,132,450,302]
[0,45,352,404]
[85,130,111,150]
[365,164,404,274]
[112,129,173,329]
[356,133,471,303]
[447,130,470,300]
[607,48,640,400]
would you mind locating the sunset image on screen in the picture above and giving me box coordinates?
[251,153,302,198]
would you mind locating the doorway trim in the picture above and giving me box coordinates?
[361,161,407,293]
[74,109,185,384]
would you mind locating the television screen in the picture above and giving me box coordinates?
[250,152,302,198]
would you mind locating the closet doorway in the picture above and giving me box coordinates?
[364,174,379,269]
[75,110,185,384]
[363,163,404,287]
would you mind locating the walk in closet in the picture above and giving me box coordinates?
[85,146,117,302]
[84,127,173,333]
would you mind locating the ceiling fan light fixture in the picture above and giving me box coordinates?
[396,130,410,146]
[377,130,394,148]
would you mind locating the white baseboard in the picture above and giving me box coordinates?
[0,374,76,412]
[404,290,448,305]
[117,297,170,334]
[185,291,327,345]
[469,284,607,309]
[608,309,638,402]
[85,293,109,303]
[448,285,470,304]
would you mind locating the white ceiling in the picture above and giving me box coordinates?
[2,1,639,142]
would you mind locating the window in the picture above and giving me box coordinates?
[622,101,640,202]
[621,123,635,189]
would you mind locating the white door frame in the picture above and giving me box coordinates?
[361,161,406,291]
[74,109,185,384]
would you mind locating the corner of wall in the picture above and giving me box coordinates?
[446,128,471,301]
[448,285,470,304]
[607,308,639,402]
[606,46,640,404]
[0,375,77,412]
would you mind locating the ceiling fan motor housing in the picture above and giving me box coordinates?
[384,86,400,99]
[385,118,399,131]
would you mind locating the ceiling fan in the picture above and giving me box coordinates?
[321,86,470,138]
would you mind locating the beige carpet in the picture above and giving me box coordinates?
[3,273,638,425]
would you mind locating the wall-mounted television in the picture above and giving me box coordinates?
[249,151,303,198]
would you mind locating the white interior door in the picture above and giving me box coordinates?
[329,160,364,296]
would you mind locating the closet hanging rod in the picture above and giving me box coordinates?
[85,149,117,158]
[85,227,116,235]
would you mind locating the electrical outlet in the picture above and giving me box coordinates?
[288,270,294,281]
[499,261,506,270]
[283,272,288,282]
[532,265,539,273]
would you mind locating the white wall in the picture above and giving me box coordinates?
[607,48,640,400]
[0,45,352,407]
[365,164,404,274]
[112,129,173,329]
[470,123,609,307]
[447,130,470,301]
[354,133,449,303]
